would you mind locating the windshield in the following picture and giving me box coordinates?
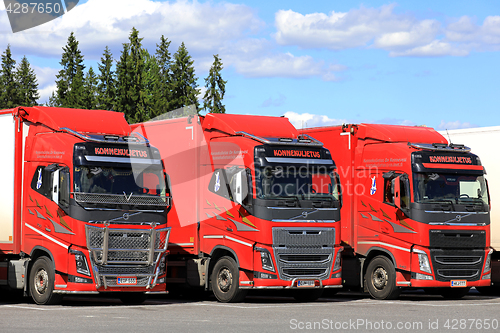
[74,166,166,197]
[413,173,488,205]
[255,165,339,201]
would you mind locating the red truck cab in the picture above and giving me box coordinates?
[304,124,491,299]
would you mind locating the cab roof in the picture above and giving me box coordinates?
[202,113,299,139]
[14,106,130,135]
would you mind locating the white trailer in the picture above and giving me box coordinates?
[440,126,500,289]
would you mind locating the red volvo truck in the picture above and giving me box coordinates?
[133,113,343,302]
[0,106,171,305]
[304,124,491,299]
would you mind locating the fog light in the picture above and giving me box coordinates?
[415,273,433,280]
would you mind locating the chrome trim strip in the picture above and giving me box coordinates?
[235,131,323,147]
[265,157,333,164]
[203,235,253,247]
[170,243,194,246]
[425,211,488,214]
[53,291,100,294]
[61,127,149,144]
[272,219,337,223]
[25,223,69,249]
[85,155,162,165]
[357,241,411,253]
[269,207,338,211]
[397,282,411,285]
[429,222,485,226]
[55,284,67,288]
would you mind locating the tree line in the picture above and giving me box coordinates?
[0,28,227,123]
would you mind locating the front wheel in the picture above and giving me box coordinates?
[211,256,247,303]
[365,256,400,300]
[29,256,63,305]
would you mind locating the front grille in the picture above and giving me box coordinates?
[429,230,486,248]
[437,269,480,279]
[272,227,335,281]
[280,254,330,263]
[430,249,484,282]
[87,225,169,264]
[435,256,482,265]
[100,276,151,287]
[74,192,170,206]
[282,268,328,277]
[86,225,170,289]
[97,266,154,275]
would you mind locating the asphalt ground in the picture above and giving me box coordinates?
[1,289,500,333]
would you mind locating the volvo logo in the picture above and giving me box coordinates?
[456,215,462,222]
[123,213,130,221]
[291,209,319,220]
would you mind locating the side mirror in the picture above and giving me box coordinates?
[52,168,60,205]
[393,174,410,215]
[233,170,249,205]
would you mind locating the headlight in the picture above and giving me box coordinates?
[255,247,275,272]
[413,249,432,274]
[69,249,91,276]
[484,249,493,273]
[332,247,343,272]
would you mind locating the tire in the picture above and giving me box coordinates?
[119,292,148,305]
[439,287,470,299]
[292,288,324,302]
[211,256,247,303]
[29,256,63,305]
[365,256,401,300]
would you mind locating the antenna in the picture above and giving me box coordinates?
[446,129,452,145]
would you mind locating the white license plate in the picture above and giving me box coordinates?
[117,277,137,285]
[297,280,315,287]
[451,280,467,287]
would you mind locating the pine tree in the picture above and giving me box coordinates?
[142,49,160,117]
[0,45,20,108]
[83,67,98,109]
[152,35,172,118]
[15,56,39,106]
[97,46,116,110]
[53,32,85,108]
[203,54,226,114]
[170,42,200,111]
[115,28,148,123]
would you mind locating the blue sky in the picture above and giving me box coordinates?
[0,0,499,130]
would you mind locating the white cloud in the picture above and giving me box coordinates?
[33,66,59,104]
[273,5,500,57]
[437,120,477,130]
[0,0,264,58]
[284,111,347,129]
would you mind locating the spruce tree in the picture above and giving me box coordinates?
[83,67,98,109]
[53,32,85,108]
[97,46,116,110]
[0,45,20,108]
[15,56,39,107]
[203,54,226,114]
[152,35,172,118]
[142,49,160,117]
[170,42,200,111]
[115,28,148,123]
